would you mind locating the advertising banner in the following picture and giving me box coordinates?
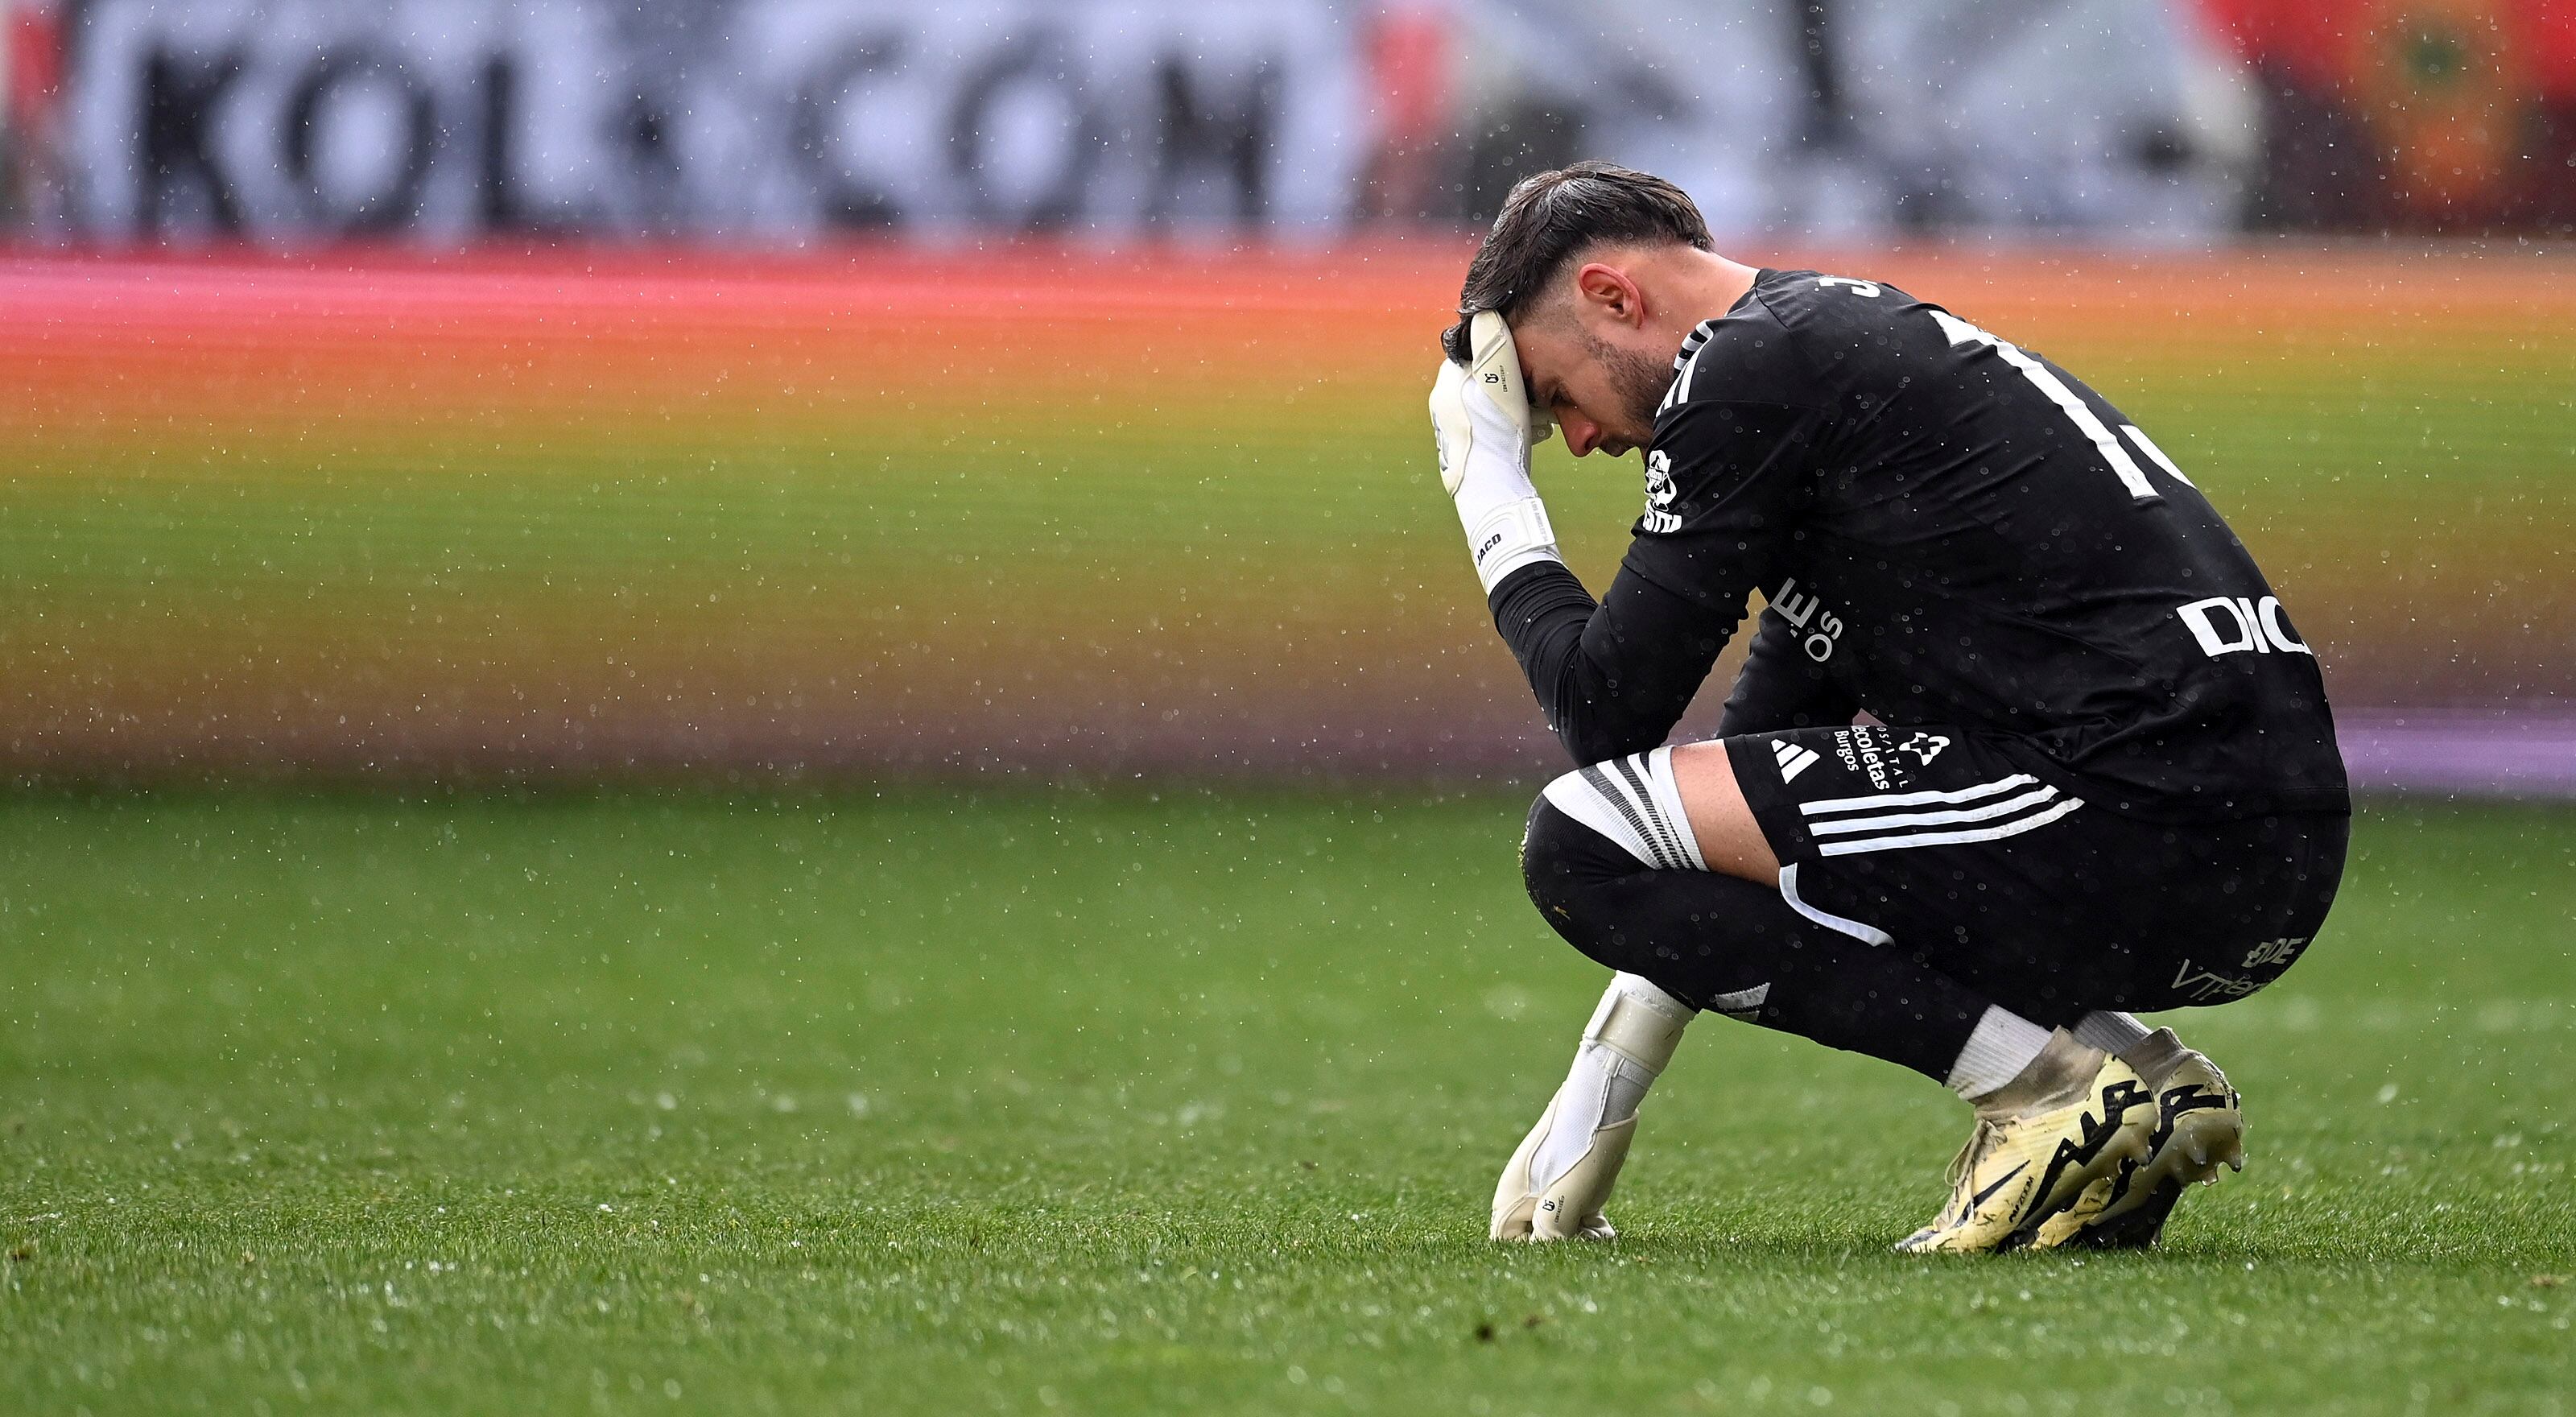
[61,0,1364,240]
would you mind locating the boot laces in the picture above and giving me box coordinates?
[1942,1119,2004,1221]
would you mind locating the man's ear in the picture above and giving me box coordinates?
[1574,262,1645,328]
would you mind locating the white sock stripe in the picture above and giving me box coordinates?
[1545,753,1717,875]
[1583,763,1677,870]
[1777,863,1894,946]
[1798,773,2037,816]
[1806,783,2061,837]
[1540,772,1660,870]
[1597,762,1679,870]
[1641,747,1710,871]
[1817,795,2085,856]
[1617,757,1700,876]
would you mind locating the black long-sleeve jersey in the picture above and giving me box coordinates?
[1488,268,2349,823]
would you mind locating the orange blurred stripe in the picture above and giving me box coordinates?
[9,244,2567,452]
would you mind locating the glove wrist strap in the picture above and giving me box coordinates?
[1460,494,1562,595]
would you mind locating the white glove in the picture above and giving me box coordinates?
[1490,974,1694,1243]
[1429,310,1562,594]
[1490,1092,1630,1242]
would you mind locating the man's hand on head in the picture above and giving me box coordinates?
[1440,311,1554,443]
[1429,310,1564,593]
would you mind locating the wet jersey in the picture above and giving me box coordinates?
[1487,268,2348,822]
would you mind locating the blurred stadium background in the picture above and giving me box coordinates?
[4,6,2573,1413]
[0,0,2569,793]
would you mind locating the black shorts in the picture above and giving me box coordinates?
[1729,724,2349,1023]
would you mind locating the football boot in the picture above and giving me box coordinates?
[2033,1030,2244,1250]
[1897,1048,2155,1254]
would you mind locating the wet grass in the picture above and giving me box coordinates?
[2,791,2571,1415]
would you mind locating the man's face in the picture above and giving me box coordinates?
[1513,314,1674,459]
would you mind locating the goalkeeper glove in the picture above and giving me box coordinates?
[1429,310,1561,594]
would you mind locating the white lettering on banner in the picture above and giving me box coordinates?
[64,0,1360,239]
[52,2,2232,242]
[2178,595,2312,659]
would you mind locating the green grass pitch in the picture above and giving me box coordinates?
[3,791,2571,1414]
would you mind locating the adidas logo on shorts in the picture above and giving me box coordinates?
[1773,738,1822,783]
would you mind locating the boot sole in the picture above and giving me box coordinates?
[2061,1102,2245,1250]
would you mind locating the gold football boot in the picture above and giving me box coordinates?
[1897,1035,2156,1255]
[2033,1028,2244,1250]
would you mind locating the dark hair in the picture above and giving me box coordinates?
[1441,161,1712,362]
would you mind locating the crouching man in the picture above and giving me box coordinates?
[1429,163,2348,1253]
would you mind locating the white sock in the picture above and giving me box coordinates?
[1538,748,1707,872]
[1528,973,1695,1191]
[2070,1010,2151,1055]
[1944,1005,2054,1099]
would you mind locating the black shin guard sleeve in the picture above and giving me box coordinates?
[1522,796,1989,1083]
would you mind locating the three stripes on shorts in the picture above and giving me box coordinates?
[1797,770,2083,856]
[1543,746,2083,873]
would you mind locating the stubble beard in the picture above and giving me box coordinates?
[1588,333,1676,451]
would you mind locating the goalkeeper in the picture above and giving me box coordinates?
[1430,163,2349,1254]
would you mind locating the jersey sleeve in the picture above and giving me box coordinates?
[1717,605,1860,736]
[1620,398,1826,613]
[1486,560,1744,766]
